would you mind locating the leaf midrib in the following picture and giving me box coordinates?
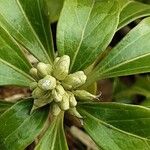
[0,58,34,82]
[94,29,150,75]
[70,0,95,71]
[81,109,150,146]
[16,0,52,63]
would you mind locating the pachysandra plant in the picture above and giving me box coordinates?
[0,0,150,150]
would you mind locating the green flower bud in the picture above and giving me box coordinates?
[59,92,70,110]
[67,92,77,107]
[53,57,60,65]
[29,68,39,79]
[38,75,56,91]
[37,62,52,77]
[62,71,87,90]
[73,90,99,100]
[32,87,46,99]
[53,55,70,80]
[55,84,65,95]
[52,84,66,102]
[52,89,62,102]
[51,103,61,116]
[68,107,83,119]
[29,82,37,90]
[31,97,53,113]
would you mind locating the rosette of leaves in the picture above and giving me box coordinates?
[0,0,150,150]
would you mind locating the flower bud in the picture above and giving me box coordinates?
[59,92,70,110]
[29,82,37,90]
[62,71,87,90]
[53,57,60,65]
[67,92,77,107]
[37,62,52,77]
[53,55,70,80]
[32,87,46,99]
[73,90,99,100]
[68,108,83,119]
[55,84,65,95]
[38,75,56,91]
[29,68,39,79]
[31,97,53,113]
[51,103,61,116]
[52,89,62,102]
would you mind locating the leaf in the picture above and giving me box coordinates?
[141,98,150,107]
[118,1,150,30]
[78,102,150,149]
[46,0,64,23]
[57,0,120,72]
[132,76,150,98]
[118,0,130,9]
[0,100,13,116]
[86,17,150,87]
[35,112,68,150]
[0,99,49,150]
[114,76,150,102]
[0,0,54,64]
[0,26,34,87]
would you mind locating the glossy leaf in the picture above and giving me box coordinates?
[86,17,150,87]
[0,100,13,116]
[78,102,150,149]
[0,99,49,150]
[46,0,64,23]
[0,0,53,64]
[57,0,120,72]
[141,98,150,107]
[35,112,68,150]
[0,26,34,87]
[118,1,150,30]
[118,0,130,9]
[114,76,150,102]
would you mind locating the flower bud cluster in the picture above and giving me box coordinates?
[29,55,98,118]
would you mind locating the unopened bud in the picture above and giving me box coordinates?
[32,87,46,99]
[55,84,65,95]
[53,55,70,80]
[67,92,77,107]
[37,62,52,77]
[29,68,39,79]
[51,103,61,116]
[53,57,60,65]
[30,82,37,90]
[73,90,99,100]
[62,71,87,90]
[31,97,53,113]
[68,108,83,119]
[52,89,62,102]
[59,92,70,110]
[38,75,56,91]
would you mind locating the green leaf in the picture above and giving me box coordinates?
[135,0,150,5]
[0,99,49,150]
[57,0,120,72]
[35,112,68,150]
[118,1,150,30]
[78,102,150,149]
[0,27,31,73]
[141,98,150,107]
[86,17,150,87]
[118,0,130,9]
[46,0,64,23]
[0,0,54,64]
[0,100,13,116]
[0,26,34,87]
[115,76,150,99]
[114,76,150,102]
